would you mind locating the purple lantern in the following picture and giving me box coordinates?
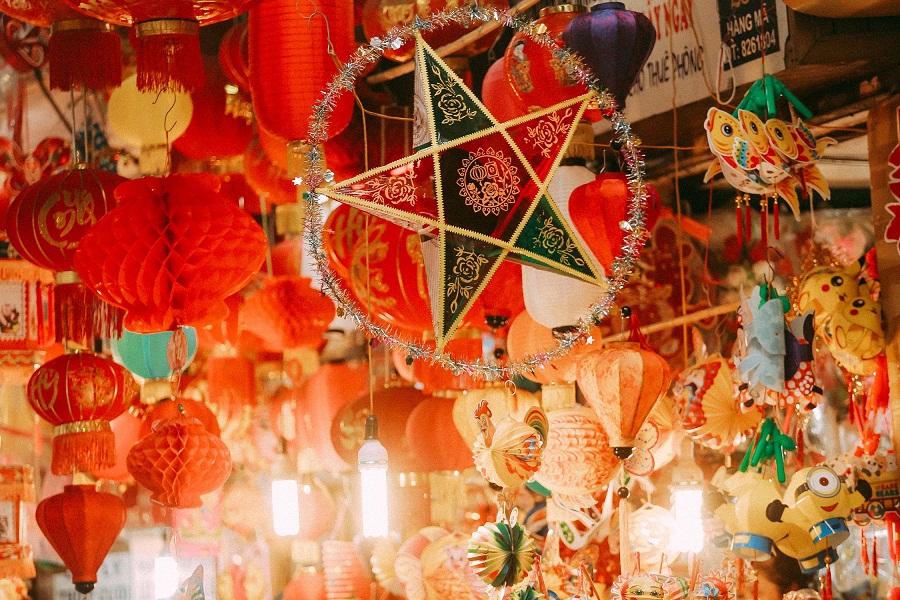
[561,2,656,109]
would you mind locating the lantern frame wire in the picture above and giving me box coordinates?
[301,6,651,380]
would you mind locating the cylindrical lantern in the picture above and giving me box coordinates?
[111,327,198,380]
[322,540,372,600]
[0,467,35,580]
[561,2,656,109]
[219,20,249,90]
[27,353,138,475]
[5,166,127,341]
[127,413,232,508]
[577,320,671,457]
[35,484,126,595]
[249,0,354,142]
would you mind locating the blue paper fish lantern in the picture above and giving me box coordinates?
[561,2,656,109]
[111,327,198,380]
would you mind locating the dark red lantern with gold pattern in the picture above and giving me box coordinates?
[26,352,138,475]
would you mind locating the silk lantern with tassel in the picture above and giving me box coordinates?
[576,311,671,459]
[36,484,126,595]
[0,0,121,90]
[58,0,258,93]
[27,352,138,475]
[73,173,268,333]
[5,166,127,342]
[127,412,232,508]
[561,2,656,109]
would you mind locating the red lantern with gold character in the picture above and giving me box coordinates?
[27,352,138,475]
[73,173,268,333]
[35,484,126,595]
[127,413,232,508]
[58,0,259,92]
[6,167,126,341]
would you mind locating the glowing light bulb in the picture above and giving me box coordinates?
[154,554,179,599]
[358,414,389,538]
[670,483,704,554]
[271,449,300,537]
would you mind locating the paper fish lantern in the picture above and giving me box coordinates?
[672,355,763,450]
[577,330,670,457]
[765,466,870,546]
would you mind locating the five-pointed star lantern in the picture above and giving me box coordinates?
[319,34,606,352]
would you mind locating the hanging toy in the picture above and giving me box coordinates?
[467,507,537,589]
[735,285,788,403]
[782,312,822,412]
[472,399,547,488]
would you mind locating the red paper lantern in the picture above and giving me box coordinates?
[271,237,303,278]
[141,397,220,438]
[0,0,121,90]
[506,310,577,384]
[206,354,257,419]
[405,395,473,472]
[242,276,335,351]
[127,413,232,508]
[6,167,126,341]
[330,385,425,472]
[35,484,126,594]
[58,0,259,93]
[479,261,525,329]
[243,136,296,206]
[219,20,249,90]
[568,173,661,274]
[295,361,369,472]
[481,58,528,123]
[503,5,591,112]
[284,570,326,600]
[218,172,261,215]
[249,0,354,142]
[172,56,253,161]
[361,0,508,63]
[411,332,484,394]
[27,353,138,475]
[73,173,268,333]
[325,203,366,284]
[92,409,144,482]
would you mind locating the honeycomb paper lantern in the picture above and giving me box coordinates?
[127,413,232,508]
[395,526,449,600]
[140,397,220,438]
[322,540,371,600]
[27,353,138,475]
[420,532,487,600]
[241,276,335,351]
[73,173,268,333]
[35,485,126,595]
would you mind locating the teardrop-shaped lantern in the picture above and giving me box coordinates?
[561,2,656,109]
[36,485,126,595]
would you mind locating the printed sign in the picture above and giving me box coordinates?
[717,0,781,69]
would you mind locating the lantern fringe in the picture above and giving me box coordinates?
[0,551,36,580]
[130,27,204,93]
[49,27,123,91]
[50,430,115,476]
[54,281,123,343]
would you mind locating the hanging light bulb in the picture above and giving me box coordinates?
[272,439,301,537]
[358,414,389,538]
[669,440,705,555]
[154,531,179,599]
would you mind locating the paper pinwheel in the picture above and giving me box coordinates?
[319,34,603,351]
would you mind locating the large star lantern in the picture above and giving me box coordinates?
[319,34,605,352]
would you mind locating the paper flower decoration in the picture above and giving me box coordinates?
[74,173,268,333]
[319,34,603,351]
[127,413,232,508]
[468,519,536,588]
[672,355,763,450]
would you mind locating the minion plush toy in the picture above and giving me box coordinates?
[765,465,871,546]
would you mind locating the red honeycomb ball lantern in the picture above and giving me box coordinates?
[242,276,335,351]
[27,352,138,475]
[73,173,268,333]
[127,413,232,508]
[36,485,126,595]
[141,398,220,438]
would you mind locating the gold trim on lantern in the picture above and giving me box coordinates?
[539,4,586,17]
[51,18,116,34]
[54,420,112,436]
[55,271,81,285]
[134,19,200,38]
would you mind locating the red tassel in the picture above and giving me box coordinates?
[760,201,768,248]
[736,198,743,241]
[862,529,869,575]
[823,563,833,600]
[745,198,752,241]
[872,539,878,578]
[796,427,805,467]
[51,429,115,475]
[773,198,780,241]
[54,279,123,343]
[49,19,122,91]
[129,20,204,93]
[736,558,745,595]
